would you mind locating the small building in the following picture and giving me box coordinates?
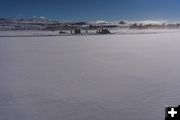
[96,28,110,34]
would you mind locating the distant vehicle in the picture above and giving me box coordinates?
[59,31,66,34]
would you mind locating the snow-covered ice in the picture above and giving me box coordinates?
[1,30,180,120]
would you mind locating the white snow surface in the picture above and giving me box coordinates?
[1,30,180,120]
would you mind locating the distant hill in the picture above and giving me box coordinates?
[0,18,180,30]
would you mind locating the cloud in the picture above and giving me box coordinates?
[95,20,108,24]
[40,16,46,19]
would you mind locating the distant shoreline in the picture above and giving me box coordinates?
[1,29,179,38]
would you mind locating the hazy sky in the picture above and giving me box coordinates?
[0,0,180,21]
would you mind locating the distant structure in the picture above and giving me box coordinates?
[59,30,66,34]
[96,28,110,34]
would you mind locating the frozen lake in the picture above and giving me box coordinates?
[1,31,180,120]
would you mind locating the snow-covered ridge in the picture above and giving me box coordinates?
[0,18,180,31]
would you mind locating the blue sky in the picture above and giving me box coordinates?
[0,0,180,21]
